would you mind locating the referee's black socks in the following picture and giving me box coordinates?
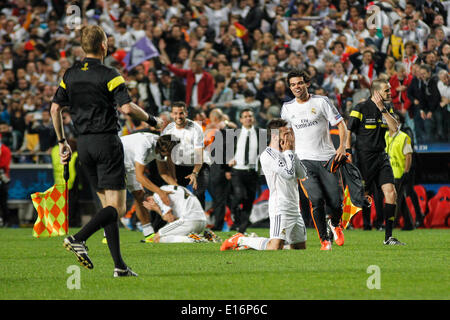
[74,206,118,242]
[74,206,127,269]
[384,203,396,241]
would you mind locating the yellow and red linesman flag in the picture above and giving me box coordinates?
[32,183,68,238]
[341,186,362,229]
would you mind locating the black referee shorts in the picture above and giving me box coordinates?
[77,133,126,191]
[356,151,394,192]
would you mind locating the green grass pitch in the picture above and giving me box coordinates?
[0,227,448,300]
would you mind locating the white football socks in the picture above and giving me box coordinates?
[158,235,195,243]
[142,223,155,238]
[238,237,270,250]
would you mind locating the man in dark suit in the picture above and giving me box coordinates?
[207,109,235,231]
[160,70,186,107]
[407,63,441,143]
[227,108,266,233]
[144,69,165,116]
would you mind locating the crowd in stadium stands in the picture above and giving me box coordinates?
[0,0,448,227]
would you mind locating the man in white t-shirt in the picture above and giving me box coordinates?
[162,101,209,209]
[281,69,347,251]
[221,119,307,251]
[142,185,217,243]
[120,133,179,242]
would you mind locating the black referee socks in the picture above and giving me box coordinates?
[104,214,127,270]
[384,203,396,241]
[74,206,118,242]
[73,206,127,269]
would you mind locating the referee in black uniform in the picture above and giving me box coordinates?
[346,78,405,245]
[51,25,162,277]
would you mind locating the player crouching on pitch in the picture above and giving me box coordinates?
[142,184,220,243]
[221,119,307,251]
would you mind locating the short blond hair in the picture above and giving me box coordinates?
[80,25,106,55]
[370,78,389,95]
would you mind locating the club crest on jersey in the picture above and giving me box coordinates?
[311,108,317,114]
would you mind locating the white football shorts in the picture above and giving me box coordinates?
[125,171,143,192]
[158,219,206,237]
[270,213,307,244]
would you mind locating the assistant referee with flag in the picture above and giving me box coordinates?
[51,25,162,277]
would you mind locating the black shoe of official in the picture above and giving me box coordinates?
[63,235,94,269]
[415,216,425,228]
[383,237,406,246]
[113,266,138,277]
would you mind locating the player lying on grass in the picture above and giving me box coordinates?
[142,184,220,243]
[221,118,307,251]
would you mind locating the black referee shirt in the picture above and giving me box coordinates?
[52,57,132,134]
[347,99,394,153]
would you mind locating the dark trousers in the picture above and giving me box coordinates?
[0,182,11,225]
[175,164,209,210]
[208,164,230,231]
[403,176,424,225]
[230,168,259,233]
[394,177,421,229]
[414,108,435,143]
[68,187,81,227]
[301,160,343,242]
[299,182,313,228]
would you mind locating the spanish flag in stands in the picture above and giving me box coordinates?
[234,22,249,42]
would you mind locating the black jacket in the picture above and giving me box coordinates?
[407,76,441,113]
[212,126,267,172]
[325,155,365,210]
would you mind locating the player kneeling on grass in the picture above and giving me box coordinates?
[221,119,307,251]
[142,185,220,243]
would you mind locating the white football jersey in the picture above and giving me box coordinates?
[121,132,162,172]
[259,147,306,217]
[153,185,206,221]
[162,119,207,165]
[281,95,343,161]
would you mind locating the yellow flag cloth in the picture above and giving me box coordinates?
[341,186,362,229]
[32,184,68,238]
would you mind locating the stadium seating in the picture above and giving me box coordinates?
[425,186,450,228]
[414,185,428,216]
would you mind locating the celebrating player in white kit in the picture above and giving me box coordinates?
[120,133,179,242]
[282,69,347,250]
[142,185,219,243]
[221,119,307,251]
